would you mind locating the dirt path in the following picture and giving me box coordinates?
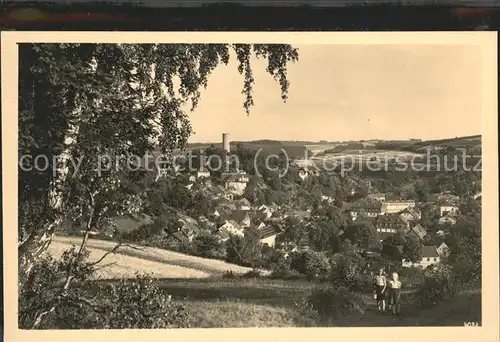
[345,292,482,327]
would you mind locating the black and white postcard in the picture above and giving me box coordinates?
[2,31,498,342]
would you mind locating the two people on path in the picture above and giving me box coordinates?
[373,268,402,316]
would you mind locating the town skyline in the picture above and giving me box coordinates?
[187,44,481,143]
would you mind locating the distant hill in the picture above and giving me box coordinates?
[412,135,481,153]
[374,135,481,153]
[412,134,481,146]
[183,134,481,156]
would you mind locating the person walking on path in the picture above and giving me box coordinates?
[388,272,402,317]
[373,268,387,312]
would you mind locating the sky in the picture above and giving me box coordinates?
[187,44,482,143]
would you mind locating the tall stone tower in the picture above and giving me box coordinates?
[222,133,230,154]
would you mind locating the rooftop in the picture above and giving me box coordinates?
[383,200,415,204]
[351,202,382,211]
[379,232,397,241]
[219,219,243,231]
[231,209,256,222]
[410,224,427,238]
[422,245,439,258]
[259,225,283,239]
[369,193,386,197]
[376,214,408,226]
[439,202,459,207]
[236,198,252,207]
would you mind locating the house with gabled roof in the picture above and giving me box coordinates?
[436,242,450,257]
[402,245,440,269]
[217,220,244,239]
[428,192,460,204]
[438,211,458,226]
[222,171,249,195]
[350,202,382,220]
[408,224,427,240]
[235,198,252,210]
[380,200,415,214]
[170,216,201,242]
[231,210,254,228]
[257,205,273,220]
[258,224,283,248]
[399,207,422,222]
[439,202,459,217]
[375,213,409,235]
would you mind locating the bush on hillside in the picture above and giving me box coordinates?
[304,286,366,325]
[261,244,285,269]
[19,249,189,329]
[192,233,226,259]
[399,266,425,289]
[330,251,365,289]
[93,274,190,329]
[270,257,302,280]
[225,228,263,267]
[352,274,374,293]
[290,250,330,280]
[416,264,456,309]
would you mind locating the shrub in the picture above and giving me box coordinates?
[19,248,190,329]
[270,257,301,279]
[305,286,366,325]
[330,251,365,289]
[290,250,330,280]
[294,297,320,326]
[261,244,285,269]
[417,264,455,309]
[399,266,425,289]
[94,274,190,329]
[19,247,95,329]
[192,233,226,259]
[451,259,481,291]
[225,230,263,267]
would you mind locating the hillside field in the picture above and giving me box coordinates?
[49,235,259,279]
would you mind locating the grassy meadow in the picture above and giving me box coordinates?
[157,277,481,328]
